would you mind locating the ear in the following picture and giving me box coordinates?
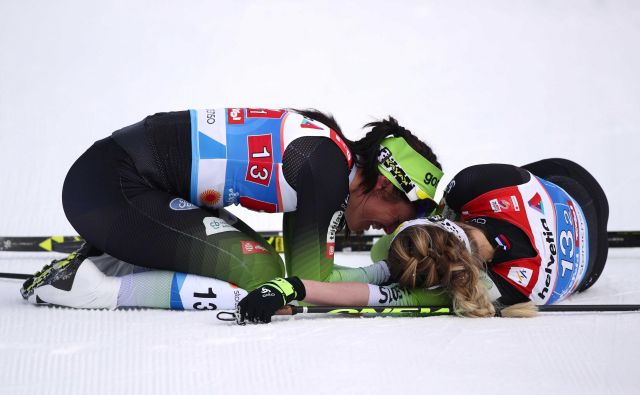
[374,175,395,192]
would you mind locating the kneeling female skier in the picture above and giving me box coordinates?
[21,108,444,312]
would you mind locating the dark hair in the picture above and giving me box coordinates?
[351,117,441,194]
[292,109,441,213]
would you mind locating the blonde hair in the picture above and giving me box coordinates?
[387,224,537,318]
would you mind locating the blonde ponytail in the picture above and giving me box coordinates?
[387,225,537,318]
[497,301,538,318]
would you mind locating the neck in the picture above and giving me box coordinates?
[462,224,495,262]
[348,166,360,189]
[348,167,364,193]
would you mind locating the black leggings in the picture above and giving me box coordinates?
[62,136,283,290]
[523,158,609,292]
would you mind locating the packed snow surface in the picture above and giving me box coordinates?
[1,250,638,395]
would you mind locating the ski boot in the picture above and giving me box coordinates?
[20,243,120,309]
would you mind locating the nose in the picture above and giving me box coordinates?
[384,223,397,234]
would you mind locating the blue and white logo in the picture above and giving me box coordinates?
[169,198,198,211]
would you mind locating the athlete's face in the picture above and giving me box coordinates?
[345,175,417,234]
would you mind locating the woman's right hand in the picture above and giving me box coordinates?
[236,277,306,324]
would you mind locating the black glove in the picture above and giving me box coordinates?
[237,277,306,324]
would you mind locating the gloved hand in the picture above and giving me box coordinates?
[236,277,306,324]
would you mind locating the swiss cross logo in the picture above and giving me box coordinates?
[246,134,273,187]
[228,108,245,124]
[246,108,286,119]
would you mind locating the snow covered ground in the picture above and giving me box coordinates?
[1,249,639,395]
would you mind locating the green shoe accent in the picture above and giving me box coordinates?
[20,252,78,298]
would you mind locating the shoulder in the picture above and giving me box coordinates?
[444,163,531,212]
[144,111,191,127]
[283,136,350,198]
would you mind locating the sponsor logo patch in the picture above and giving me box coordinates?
[378,147,413,193]
[260,287,276,297]
[233,289,242,309]
[169,198,198,211]
[490,197,518,213]
[444,180,456,195]
[326,243,335,258]
[300,118,323,130]
[200,189,221,207]
[469,217,487,225]
[202,217,239,236]
[528,193,544,214]
[537,218,557,301]
[227,108,245,124]
[508,267,533,287]
[227,188,240,205]
[205,109,217,125]
[241,240,271,255]
[326,210,345,258]
[423,172,440,188]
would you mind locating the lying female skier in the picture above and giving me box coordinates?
[235,158,608,322]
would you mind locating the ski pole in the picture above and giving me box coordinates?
[217,304,640,324]
[215,305,453,324]
[294,304,640,315]
[277,305,452,316]
[537,304,640,312]
[0,272,30,280]
[1,230,639,252]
